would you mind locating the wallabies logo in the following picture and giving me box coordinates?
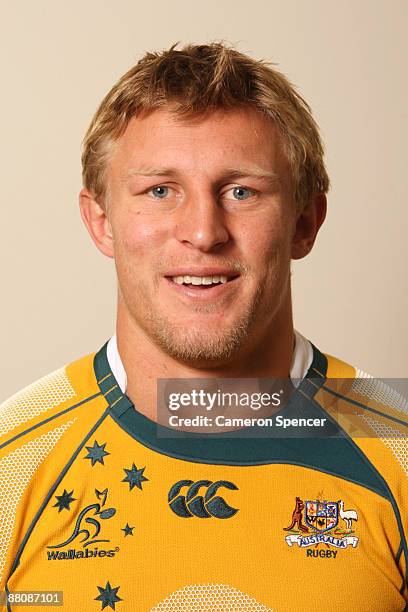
[48,488,116,550]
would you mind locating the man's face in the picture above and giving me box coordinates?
[105,106,297,365]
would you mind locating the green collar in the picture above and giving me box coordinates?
[93,341,391,499]
[93,341,340,461]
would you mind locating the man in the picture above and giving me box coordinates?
[0,43,406,611]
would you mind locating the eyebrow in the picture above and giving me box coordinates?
[223,167,281,182]
[125,166,281,182]
[126,167,175,178]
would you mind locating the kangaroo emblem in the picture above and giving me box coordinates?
[47,488,116,549]
[283,496,309,533]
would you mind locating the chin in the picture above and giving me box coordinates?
[149,321,251,364]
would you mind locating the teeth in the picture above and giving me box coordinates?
[171,275,228,285]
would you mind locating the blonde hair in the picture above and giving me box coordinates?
[82,42,329,208]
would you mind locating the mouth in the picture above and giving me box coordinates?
[163,272,241,301]
[167,273,239,286]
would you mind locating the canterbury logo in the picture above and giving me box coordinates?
[168,479,239,518]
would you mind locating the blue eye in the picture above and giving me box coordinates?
[151,186,169,198]
[232,187,253,200]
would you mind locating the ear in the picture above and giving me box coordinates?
[291,193,327,260]
[79,188,114,258]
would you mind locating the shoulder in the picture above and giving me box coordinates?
[0,352,100,451]
[318,349,407,479]
[0,351,107,591]
[321,350,407,427]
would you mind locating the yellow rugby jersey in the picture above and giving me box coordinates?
[0,342,407,611]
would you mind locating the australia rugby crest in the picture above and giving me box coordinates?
[283,496,359,552]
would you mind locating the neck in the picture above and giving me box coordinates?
[116,294,295,422]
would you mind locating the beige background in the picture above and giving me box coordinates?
[0,0,407,402]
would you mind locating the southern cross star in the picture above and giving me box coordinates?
[94,581,122,610]
[53,489,76,512]
[84,440,110,466]
[122,463,148,491]
[121,523,135,537]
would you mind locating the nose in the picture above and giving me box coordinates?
[173,190,230,252]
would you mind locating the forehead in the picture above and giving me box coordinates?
[108,105,289,181]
